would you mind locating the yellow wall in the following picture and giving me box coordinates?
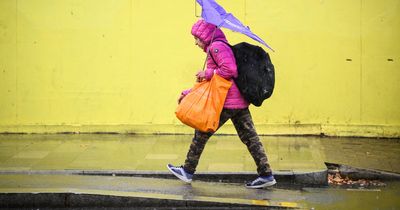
[0,0,399,137]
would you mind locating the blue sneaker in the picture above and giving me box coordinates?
[246,175,276,189]
[167,164,193,183]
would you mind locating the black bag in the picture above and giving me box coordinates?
[209,41,275,107]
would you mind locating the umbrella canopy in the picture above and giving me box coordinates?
[196,0,274,52]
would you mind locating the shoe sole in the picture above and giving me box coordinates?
[245,179,277,189]
[167,164,192,184]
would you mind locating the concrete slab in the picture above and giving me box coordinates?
[0,134,399,188]
[0,134,329,173]
[1,174,399,209]
[0,174,300,208]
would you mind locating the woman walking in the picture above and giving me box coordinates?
[168,19,276,189]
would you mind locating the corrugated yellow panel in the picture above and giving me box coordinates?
[0,0,399,137]
[361,0,400,125]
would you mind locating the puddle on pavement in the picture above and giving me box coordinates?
[299,181,400,209]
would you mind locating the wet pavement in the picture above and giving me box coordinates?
[0,134,399,209]
[0,174,399,209]
[0,174,300,208]
[321,137,400,173]
[1,134,399,173]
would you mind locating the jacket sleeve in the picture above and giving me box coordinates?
[205,42,237,80]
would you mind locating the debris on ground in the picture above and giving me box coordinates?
[328,172,386,187]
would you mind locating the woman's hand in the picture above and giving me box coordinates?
[196,71,206,82]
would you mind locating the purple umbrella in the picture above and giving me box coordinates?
[197,0,274,52]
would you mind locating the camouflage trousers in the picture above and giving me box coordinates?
[183,108,272,176]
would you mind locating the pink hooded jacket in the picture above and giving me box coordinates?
[182,19,249,109]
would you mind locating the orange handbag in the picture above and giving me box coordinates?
[176,74,232,133]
